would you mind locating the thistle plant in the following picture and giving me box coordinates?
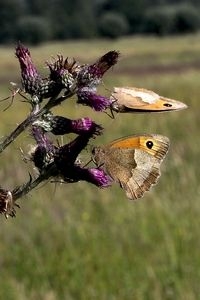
[0,43,187,218]
[0,43,118,218]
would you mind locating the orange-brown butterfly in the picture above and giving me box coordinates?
[110,87,187,113]
[92,134,169,200]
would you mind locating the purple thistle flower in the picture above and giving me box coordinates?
[91,50,120,76]
[75,51,119,112]
[32,146,49,171]
[15,42,40,80]
[54,122,103,178]
[62,165,112,188]
[50,116,103,136]
[77,50,119,89]
[47,55,65,82]
[15,42,43,96]
[31,126,56,171]
[16,43,63,101]
[54,133,93,170]
[81,167,112,188]
[31,126,54,150]
[77,89,112,111]
[47,55,81,79]
[71,117,103,135]
[47,55,81,94]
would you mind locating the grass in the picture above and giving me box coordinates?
[0,34,199,299]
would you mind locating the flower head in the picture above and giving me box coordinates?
[31,126,56,171]
[71,117,103,136]
[82,167,113,187]
[77,90,112,111]
[51,116,103,136]
[16,43,64,102]
[47,55,80,94]
[75,51,119,112]
[31,125,54,150]
[54,120,103,178]
[54,134,92,171]
[34,113,103,136]
[91,50,120,76]
[62,165,112,188]
[15,42,40,79]
[15,42,42,96]
[77,50,119,89]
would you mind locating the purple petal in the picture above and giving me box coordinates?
[54,135,92,169]
[31,126,54,150]
[71,118,103,136]
[47,55,79,92]
[31,126,56,170]
[86,168,113,188]
[90,50,120,77]
[77,51,119,90]
[61,165,112,188]
[77,90,112,111]
[15,42,40,80]
[48,116,102,136]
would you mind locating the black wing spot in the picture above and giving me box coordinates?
[163,103,172,107]
[146,140,154,149]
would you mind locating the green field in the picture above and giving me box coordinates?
[0,34,199,300]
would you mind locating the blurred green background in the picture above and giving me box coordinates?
[1,0,200,44]
[0,34,199,299]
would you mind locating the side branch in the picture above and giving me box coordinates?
[12,164,56,201]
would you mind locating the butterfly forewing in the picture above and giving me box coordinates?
[110,87,187,113]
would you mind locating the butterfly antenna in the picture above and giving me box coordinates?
[0,87,21,111]
[103,106,115,119]
[82,158,93,168]
[101,81,112,93]
[18,90,30,102]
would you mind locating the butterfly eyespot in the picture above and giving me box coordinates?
[146,140,154,149]
[163,103,172,107]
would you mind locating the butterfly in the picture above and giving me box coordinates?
[110,87,187,113]
[92,134,170,200]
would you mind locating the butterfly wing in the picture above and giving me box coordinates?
[111,87,187,112]
[122,149,164,199]
[93,134,170,200]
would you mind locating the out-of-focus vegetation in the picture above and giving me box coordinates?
[0,34,199,299]
[1,0,200,44]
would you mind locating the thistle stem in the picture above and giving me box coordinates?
[0,108,45,153]
[12,164,56,201]
[0,94,70,154]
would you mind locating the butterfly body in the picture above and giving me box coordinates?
[110,87,187,113]
[92,134,170,200]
